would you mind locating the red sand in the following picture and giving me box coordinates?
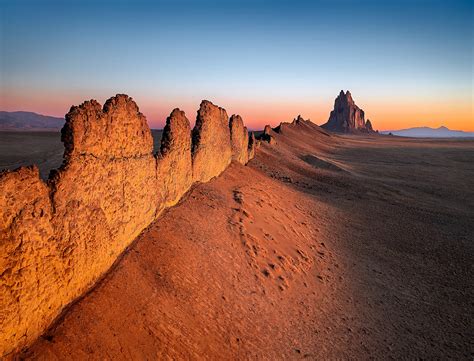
[20,128,473,359]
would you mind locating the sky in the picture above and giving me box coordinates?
[0,0,472,130]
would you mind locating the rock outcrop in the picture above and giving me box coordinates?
[0,166,56,357]
[0,95,254,357]
[229,114,249,164]
[260,124,277,144]
[248,132,256,160]
[61,95,153,159]
[321,90,375,133]
[192,100,232,183]
[365,119,373,132]
[273,115,309,134]
[157,108,193,208]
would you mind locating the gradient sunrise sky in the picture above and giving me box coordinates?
[1,0,472,130]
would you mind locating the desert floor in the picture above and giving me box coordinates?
[0,130,163,179]
[2,126,472,359]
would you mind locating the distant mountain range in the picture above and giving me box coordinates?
[381,126,474,138]
[0,111,64,131]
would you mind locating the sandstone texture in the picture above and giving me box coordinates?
[156,109,193,208]
[62,95,153,159]
[0,95,253,357]
[229,114,249,164]
[0,166,57,356]
[192,100,232,182]
[321,90,375,133]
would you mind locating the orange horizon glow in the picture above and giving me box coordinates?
[1,91,472,132]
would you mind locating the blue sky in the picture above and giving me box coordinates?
[1,0,472,130]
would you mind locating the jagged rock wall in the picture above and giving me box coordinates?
[0,166,58,358]
[156,108,193,209]
[0,95,255,357]
[192,100,232,183]
[229,114,249,164]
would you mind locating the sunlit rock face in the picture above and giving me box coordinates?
[157,108,193,208]
[62,94,153,159]
[0,95,255,356]
[0,95,158,356]
[192,100,232,182]
[322,90,375,133]
[0,166,56,355]
[229,114,249,164]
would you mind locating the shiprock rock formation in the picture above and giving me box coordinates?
[321,90,376,133]
[0,95,255,357]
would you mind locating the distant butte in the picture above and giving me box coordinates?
[321,90,376,133]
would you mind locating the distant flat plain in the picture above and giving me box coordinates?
[0,130,163,179]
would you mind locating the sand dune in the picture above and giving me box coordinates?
[17,123,473,359]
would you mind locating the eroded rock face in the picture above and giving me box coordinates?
[260,125,277,145]
[0,95,254,357]
[51,96,158,277]
[229,114,249,164]
[192,100,232,182]
[62,94,153,159]
[0,95,158,356]
[321,90,375,133]
[0,166,59,355]
[248,132,256,160]
[157,108,193,208]
[293,114,305,125]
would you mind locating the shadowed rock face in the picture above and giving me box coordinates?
[229,114,249,164]
[260,124,277,144]
[248,132,256,160]
[365,119,373,132]
[321,90,375,133]
[157,108,193,208]
[0,94,253,356]
[192,100,232,182]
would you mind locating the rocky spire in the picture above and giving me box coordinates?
[365,119,373,132]
[321,90,375,133]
